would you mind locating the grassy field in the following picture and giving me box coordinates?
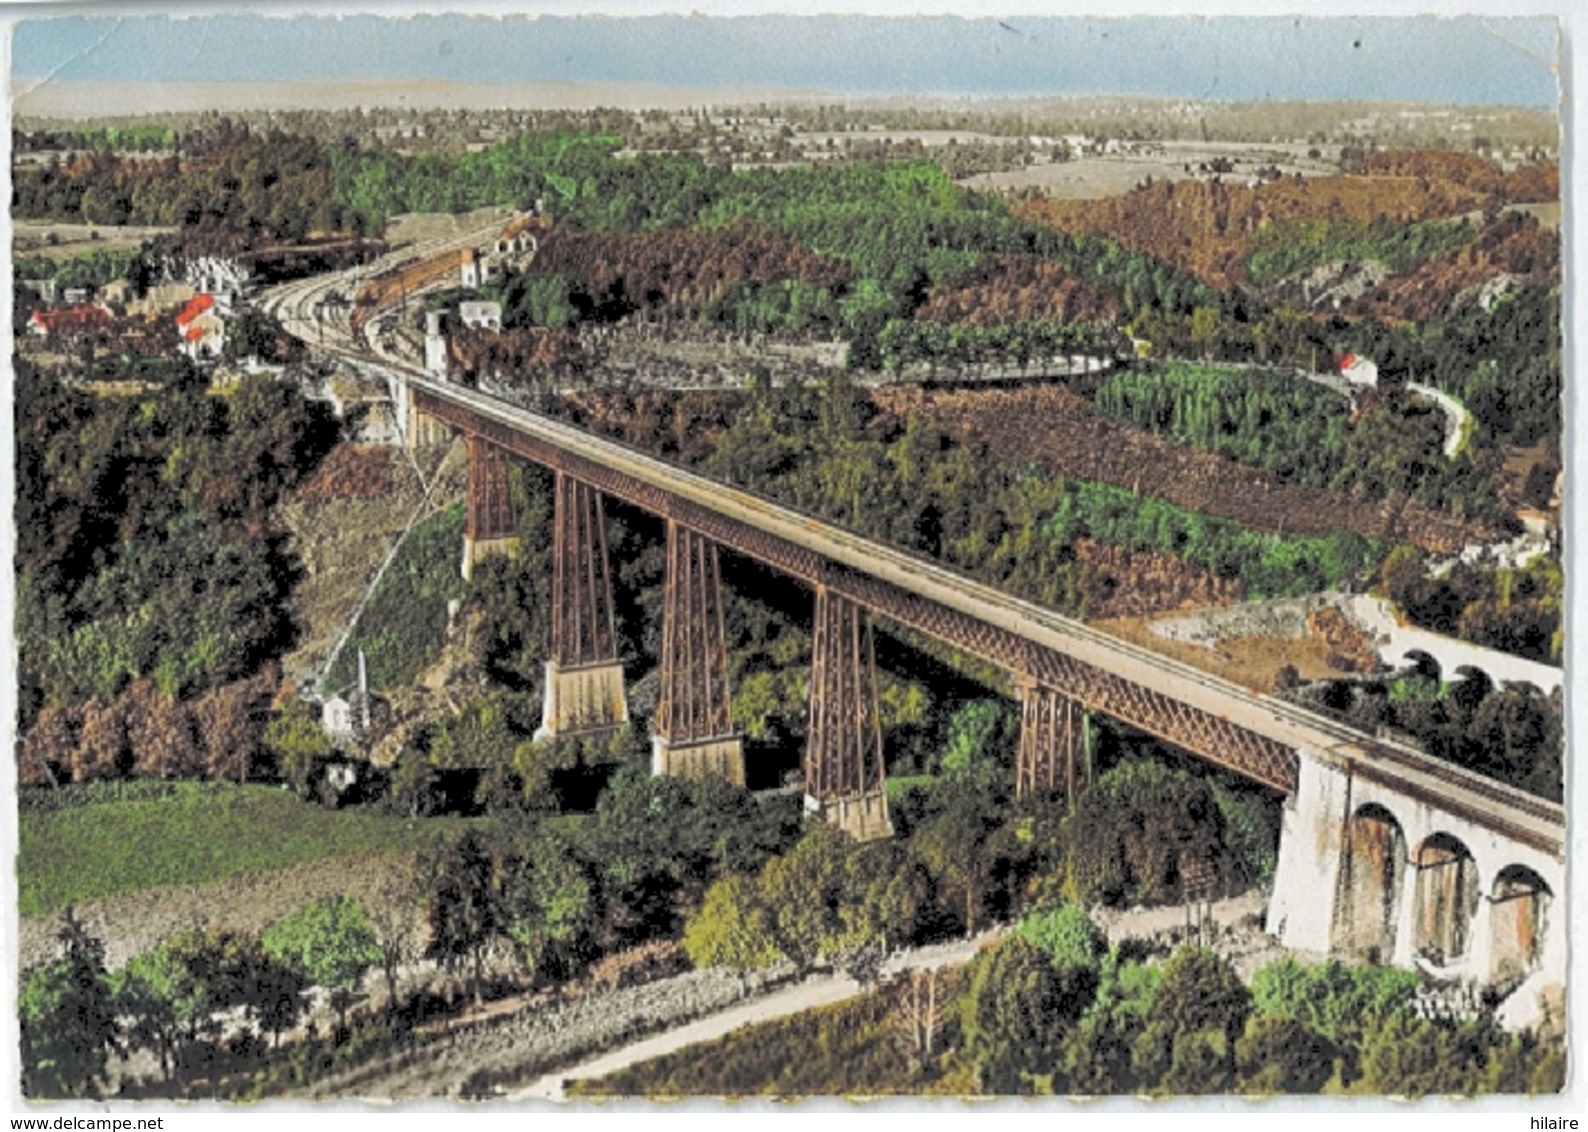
[17,781,479,916]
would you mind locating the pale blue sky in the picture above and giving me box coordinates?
[11,13,1561,106]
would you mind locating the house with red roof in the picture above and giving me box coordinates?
[1340,349,1378,388]
[1338,352,1379,388]
[27,303,111,340]
[175,293,225,360]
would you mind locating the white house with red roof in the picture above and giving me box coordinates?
[1338,352,1379,388]
[175,293,225,360]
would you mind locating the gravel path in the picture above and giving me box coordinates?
[308,966,763,1100]
[513,932,1001,1102]
[513,898,1295,1102]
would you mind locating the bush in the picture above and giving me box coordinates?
[1015,903,1106,972]
[1249,957,1419,1044]
[1235,1015,1338,1094]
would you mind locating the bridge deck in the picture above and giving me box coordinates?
[327,346,1566,859]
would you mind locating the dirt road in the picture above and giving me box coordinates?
[513,933,1002,1102]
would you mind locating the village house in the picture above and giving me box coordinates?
[1338,352,1379,388]
[459,299,503,330]
[20,276,58,305]
[459,247,484,289]
[132,281,199,318]
[28,302,111,340]
[99,278,132,307]
[175,293,225,360]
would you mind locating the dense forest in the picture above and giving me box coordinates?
[13,357,339,783]
[14,122,1561,454]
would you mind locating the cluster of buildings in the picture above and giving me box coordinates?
[20,249,259,365]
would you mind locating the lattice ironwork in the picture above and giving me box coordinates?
[465,435,516,543]
[415,389,1309,797]
[1016,680,1087,799]
[805,587,887,803]
[549,471,620,669]
[655,521,735,745]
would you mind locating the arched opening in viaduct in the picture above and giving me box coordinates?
[1413,832,1480,968]
[1490,864,1552,987]
[1402,649,1443,683]
[1331,802,1406,963]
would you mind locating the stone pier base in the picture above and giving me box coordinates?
[806,790,894,842]
[651,734,746,786]
[461,535,519,581]
[534,660,629,741]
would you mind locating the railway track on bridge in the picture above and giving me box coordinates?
[272,244,1566,862]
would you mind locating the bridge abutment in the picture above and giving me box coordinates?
[1266,753,1347,955]
[535,471,628,740]
[804,587,892,841]
[651,521,744,785]
[1270,748,1564,1024]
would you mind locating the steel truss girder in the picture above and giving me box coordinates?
[655,521,735,744]
[416,390,1299,793]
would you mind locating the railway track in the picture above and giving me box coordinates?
[266,220,1565,861]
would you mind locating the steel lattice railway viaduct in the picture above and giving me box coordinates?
[368,352,1562,1020]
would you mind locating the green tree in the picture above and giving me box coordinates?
[242,948,310,1051]
[911,789,999,936]
[422,829,500,1005]
[19,911,119,1098]
[964,935,1092,1094]
[1159,1027,1235,1095]
[115,942,208,1083]
[1146,946,1251,1043]
[840,841,930,954]
[757,823,855,971]
[1057,954,1161,1094]
[263,896,382,1031]
[496,829,594,982]
[682,873,780,975]
[262,697,333,797]
[1235,1015,1338,1094]
[1356,1014,1487,1097]
[1130,944,1251,1090]
[938,699,1014,786]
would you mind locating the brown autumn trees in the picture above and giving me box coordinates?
[1015,152,1556,292]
